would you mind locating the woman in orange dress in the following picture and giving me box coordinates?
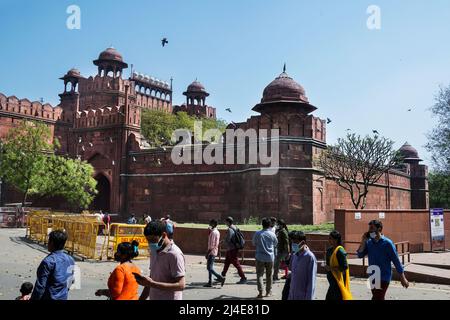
[95,241,141,300]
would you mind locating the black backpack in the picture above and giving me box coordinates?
[231,227,245,250]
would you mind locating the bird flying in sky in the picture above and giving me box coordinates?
[326,118,332,124]
[373,130,379,135]
[225,108,232,113]
[161,38,168,47]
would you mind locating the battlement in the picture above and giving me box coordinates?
[131,72,172,112]
[0,92,62,122]
[75,104,140,129]
[131,72,171,91]
[78,75,132,94]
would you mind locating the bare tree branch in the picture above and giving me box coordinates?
[318,133,401,209]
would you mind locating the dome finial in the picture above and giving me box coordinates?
[283,63,286,73]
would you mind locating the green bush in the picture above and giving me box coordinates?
[243,216,259,225]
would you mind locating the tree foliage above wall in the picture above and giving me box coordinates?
[0,120,97,208]
[140,110,228,147]
[428,171,450,209]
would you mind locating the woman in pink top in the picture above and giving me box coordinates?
[204,219,225,287]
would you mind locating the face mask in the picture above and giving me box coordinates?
[291,243,300,253]
[369,232,377,239]
[150,237,163,251]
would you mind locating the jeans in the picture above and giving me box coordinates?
[221,249,246,279]
[206,255,222,283]
[256,260,274,294]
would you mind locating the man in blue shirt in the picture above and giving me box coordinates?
[31,230,75,300]
[357,220,409,300]
[252,217,278,298]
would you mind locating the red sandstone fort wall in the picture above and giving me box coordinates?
[0,93,61,142]
[324,173,412,215]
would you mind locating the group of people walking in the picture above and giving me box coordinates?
[19,214,408,301]
[205,216,409,301]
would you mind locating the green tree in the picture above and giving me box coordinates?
[141,110,176,146]
[0,121,55,205]
[141,109,228,146]
[428,171,450,208]
[38,155,98,210]
[426,85,450,172]
[318,133,402,209]
[0,120,97,208]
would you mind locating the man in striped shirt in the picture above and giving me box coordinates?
[204,219,225,287]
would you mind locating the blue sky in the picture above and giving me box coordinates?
[1,0,449,166]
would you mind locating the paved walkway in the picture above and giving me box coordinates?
[1,229,450,300]
[410,252,450,267]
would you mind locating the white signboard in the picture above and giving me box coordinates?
[355,212,361,220]
[430,208,445,251]
[379,212,385,219]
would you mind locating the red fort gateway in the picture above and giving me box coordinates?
[0,48,428,224]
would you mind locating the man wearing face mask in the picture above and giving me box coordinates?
[287,231,317,300]
[137,221,186,300]
[357,220,409,300]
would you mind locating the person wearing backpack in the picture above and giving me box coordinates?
[220,217,247,284]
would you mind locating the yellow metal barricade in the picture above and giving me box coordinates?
[26,210,52,243]
[51,214,105,260]
[107,223,149,260]
[26,212,106,260]
[24,212,155,261]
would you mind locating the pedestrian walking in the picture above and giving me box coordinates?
[137,221,186,300]
[273,219,290,281]
[30,230,75,300]
[357,220,409,300]
[95,241,141,300]
[221,217,247,284]
[253,218,278,298]
[325,230,352,300]
[287,231,317,300]
[204,219,225,287]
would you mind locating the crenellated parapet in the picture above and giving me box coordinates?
[131,72,172,112]
[0,92,63,122]
[74,104,140,129]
